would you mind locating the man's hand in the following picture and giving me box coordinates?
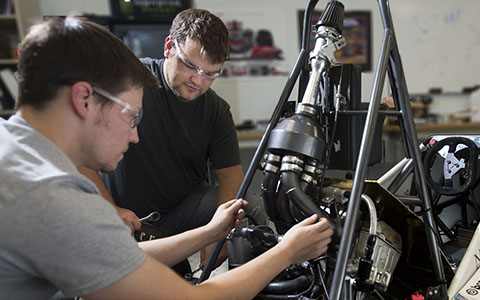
[199,199,247,269]
[280,215,333,265]
[116,207,141,233]
[205,198,248,242]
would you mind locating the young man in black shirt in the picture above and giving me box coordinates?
[81,8,266,267]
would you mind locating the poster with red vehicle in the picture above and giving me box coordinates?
[212,10,289,77]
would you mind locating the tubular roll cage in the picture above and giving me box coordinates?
[200,0,449,298]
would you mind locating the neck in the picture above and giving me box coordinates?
[17,101,83,167]
[163,58,186,101]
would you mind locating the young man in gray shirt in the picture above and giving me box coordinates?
[0,16,332,300]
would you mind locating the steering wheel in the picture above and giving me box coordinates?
[423,137,478,195]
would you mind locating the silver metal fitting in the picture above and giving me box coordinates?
[265,164,279,173]
[281,163,303,173]
[301,173,315,184]
[282,155,304,166]
[295,103,318,116]
[266,153,281,163]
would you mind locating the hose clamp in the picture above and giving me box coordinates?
[281,163,303,173]
[267,153,281,163]
[301,173,315,184]
[282,155,304,166]
[265,164,279,173]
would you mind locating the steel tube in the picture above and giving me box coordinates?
[329,26,392,300]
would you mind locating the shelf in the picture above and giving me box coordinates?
[238,122,480,141]
[0,1,40,72]
[237,130,264,140]
[383,122,480,133]
[0,58,17,65]
[0,14,15,20]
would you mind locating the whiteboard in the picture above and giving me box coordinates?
[390,0,480,93]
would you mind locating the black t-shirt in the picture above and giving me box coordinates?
[102,58,240,216]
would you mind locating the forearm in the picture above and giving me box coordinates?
[217,181,240,206]
[138,224,216,266]
[196,244,292,300]
[85,248,291,300]
[143,198,247,267]
[85,210,331,300]
[215,165,243,206]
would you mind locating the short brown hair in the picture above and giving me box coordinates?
[16,17,158,109]
[169,8,229,64]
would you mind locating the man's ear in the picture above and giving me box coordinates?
[164,35,173,58]
[71,81,93,120]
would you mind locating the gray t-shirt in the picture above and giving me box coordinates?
[0,115,147,299]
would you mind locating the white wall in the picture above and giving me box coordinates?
[38,0,480,124]
[196,0,385,123]
[39,0,110,16]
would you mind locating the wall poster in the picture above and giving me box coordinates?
[298,10,372,72]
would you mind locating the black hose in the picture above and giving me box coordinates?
[262,275,310,294]
[299,179,311,194]
[258,266,322,300]
[289,176,315,222]
[276,185,296,226]
[242,227,281,244]
[281,171,335,231]
[262,170,281,220]
[289,200,306,222]
[230,228,324,299]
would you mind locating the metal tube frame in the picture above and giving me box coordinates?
[382,0,447,294]
[200,1,448,298]
[328,19,392,300]
[329,0,447,298]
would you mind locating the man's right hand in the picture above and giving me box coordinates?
[279,215,333,265]
[116,207,141,233]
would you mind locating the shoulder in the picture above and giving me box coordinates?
[203,88,231,112]
[7,180,147,296]
[140,57,162,68]
[140,57,163,79]
[0,117,99,203]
